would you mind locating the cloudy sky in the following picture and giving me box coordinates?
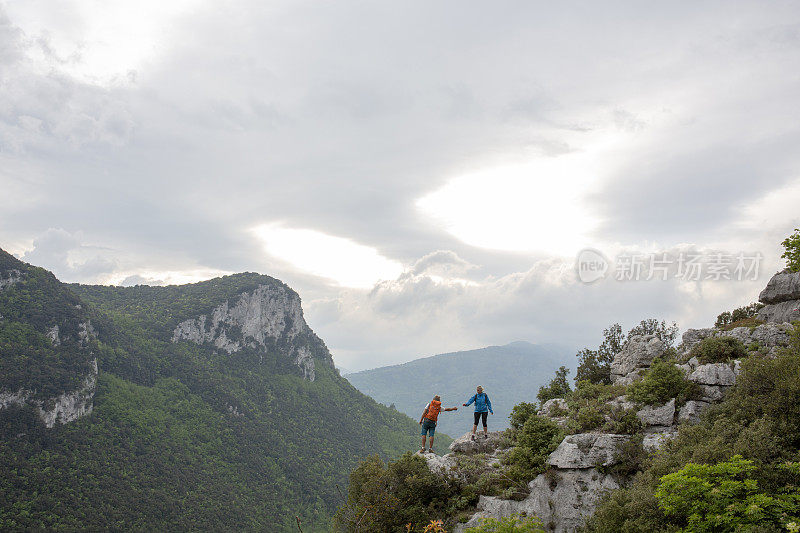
[1,1,799,370]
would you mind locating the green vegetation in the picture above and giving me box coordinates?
[783,228,800,272]
[627,358,697,406]
[575,324,624,385]
[465,514,546,532]
[655,455,800,532]
[0,250,429,531]
[587,326,800,532]
[0,249,94,398]
[332,453,458,533]
[576,320,678,385]
[502,416,564,482]
[536,366,571,404]
[689,336,748,364]
[508,402,539,431]
[714,302,765,329]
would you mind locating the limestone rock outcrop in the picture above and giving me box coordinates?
[547,433,629,469]
[757,269,800,323]
[171,284,331,380]
[636,398,675,427]
[678,400,712,424]
[1,358,98,428]
[455,469,619,533]
[757,300,800,324]
[610,335,666,384]
[449,431,507,454]
[0,268,22,291]
[759,269,800,304]
[681,323,792,357]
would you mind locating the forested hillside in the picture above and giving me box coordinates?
[345,342,569,438]
[0,248,441,532]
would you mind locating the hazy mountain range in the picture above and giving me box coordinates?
[345,341,572,439]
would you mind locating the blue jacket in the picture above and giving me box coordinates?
[465,392,493,413]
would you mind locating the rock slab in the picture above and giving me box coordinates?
[547,433,629,469]
[610,335,666,379]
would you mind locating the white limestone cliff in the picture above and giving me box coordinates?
[171,284,329,380]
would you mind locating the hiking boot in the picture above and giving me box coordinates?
[470,434,475,441]
[419,448,426,454]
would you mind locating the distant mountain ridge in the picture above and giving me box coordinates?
[345,342,571,438]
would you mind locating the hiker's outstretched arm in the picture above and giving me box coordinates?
[444,407,457,411]
[464,395,475,406]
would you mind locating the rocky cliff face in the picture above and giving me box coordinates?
[171,284,330,381]
[421,275,798,532]
[0,251,99,428]
[757,269,800,323]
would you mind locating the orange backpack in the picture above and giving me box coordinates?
[425,400,442,422]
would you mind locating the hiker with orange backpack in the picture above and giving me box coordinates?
[419,395,457,454]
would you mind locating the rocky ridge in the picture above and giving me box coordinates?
[420,269,798,532]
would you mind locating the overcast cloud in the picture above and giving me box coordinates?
[1,1,799,370]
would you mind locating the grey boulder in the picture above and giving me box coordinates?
[636,398,675,427]
[678,400,712,424]
[759,269,800,304]
[610,335,666,380]
[689,363,736,386]
[449,431,506,454]
[547,433,629,469]
[757,300,800,324]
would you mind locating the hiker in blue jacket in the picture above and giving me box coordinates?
[463,385,493,440]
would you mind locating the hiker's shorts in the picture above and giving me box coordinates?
[474,411,488,427]
[420,418,436,437]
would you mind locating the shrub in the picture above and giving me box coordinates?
[782,228,800,272]
[715,303,765,328]
[568,404,605,433]
[603,434,646,478]
[333,453,457,532]
[602,407,642,435]
[690,336,748,364]
[655,455,800,532]
[503,416,564,482]
[627,358,696,406]
[509,402,538,431]
[570,380,627,403]
[537,366,571,404]
[465,514,546,532]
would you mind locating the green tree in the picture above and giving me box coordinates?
[537,366,571,403]
[782,228,800,273]
[655,455,800,532]
[575,324,624,385]
[628,319,679,347]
